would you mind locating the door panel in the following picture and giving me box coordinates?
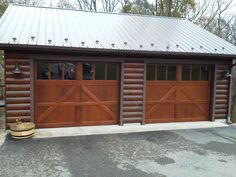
[35,62,119,128]
[35,81,77,127]
[146,64,210,123]
[78,81,119,125]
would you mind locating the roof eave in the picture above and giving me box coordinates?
[0,44,235,59]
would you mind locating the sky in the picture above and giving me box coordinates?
[44,0,236,7]
[43,0,236,15]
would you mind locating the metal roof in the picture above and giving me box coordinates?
[0,4,236,57]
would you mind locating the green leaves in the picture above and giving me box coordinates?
[121,0,196,17]
[122,0,155,15]
[0,0,8,17]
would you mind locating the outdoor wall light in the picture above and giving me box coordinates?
[12,63,22,75]
[224,63,236,79]
[223,69,231,78]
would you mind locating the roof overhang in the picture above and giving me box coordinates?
[0,44,235,60]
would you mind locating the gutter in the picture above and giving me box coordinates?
[0,44,236,59]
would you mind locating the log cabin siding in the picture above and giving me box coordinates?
[214,62,232,119]
[120,62,145,124]
[5,58,32,128]
[3,50,234,127]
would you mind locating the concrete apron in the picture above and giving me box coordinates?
[0,120,231,142]
[33,119,229,139]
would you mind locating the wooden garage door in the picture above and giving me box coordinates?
[145,64,211,123]
[35,62,119,128]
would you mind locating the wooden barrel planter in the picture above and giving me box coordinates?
[10,119,35,139]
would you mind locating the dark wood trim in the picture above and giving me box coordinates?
[30,60,34,123]
[105,64,107,80]
[4,50,233,64]
[145,59,231,65]
[48,63,51,80]
[227,71,233,121]
[119,61,124,125]
[33,61,37,126]
[4,53,7,129]
[77,63,82,80]
[2,45,236,59]
[155,64,157,80]
[142,61,147,125]
[92,64,95,80]
[176,65,182,81]
[62,63,65,80]
[211,64,217,121]
[32,55,126,63]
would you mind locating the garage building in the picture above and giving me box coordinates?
[0,4,236,128]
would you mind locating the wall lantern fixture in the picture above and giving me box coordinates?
[12,63,22,75]
[224,63,236,79]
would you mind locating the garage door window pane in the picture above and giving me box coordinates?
[107,64,117,80]
[201,66,209,81]
[95,64,105,80]
[167,66,176,80]
[147,64,156,80]
[95,63,105,80]
[157,65,166,80]
[192,66,200,81]
[37,63,49,80]
[83,64,94,80]
[51,63,62,80]
[182,66,190,80]
[64,63,76,80]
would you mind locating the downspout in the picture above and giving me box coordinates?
[225,63,236,124]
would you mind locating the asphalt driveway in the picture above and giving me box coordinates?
[0,126,236,177]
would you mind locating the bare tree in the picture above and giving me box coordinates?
[10,0,44,6]
[228,17,236,44]
[57,0,121,12]
[188,0,236,45]
[57,0,75,9]
[215,0,234,35]
[189,0,234,29]
[76,0,97,11]
[0,0,44,16]
[101,0,121,12]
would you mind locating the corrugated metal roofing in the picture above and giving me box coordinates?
[0,4,236,56]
